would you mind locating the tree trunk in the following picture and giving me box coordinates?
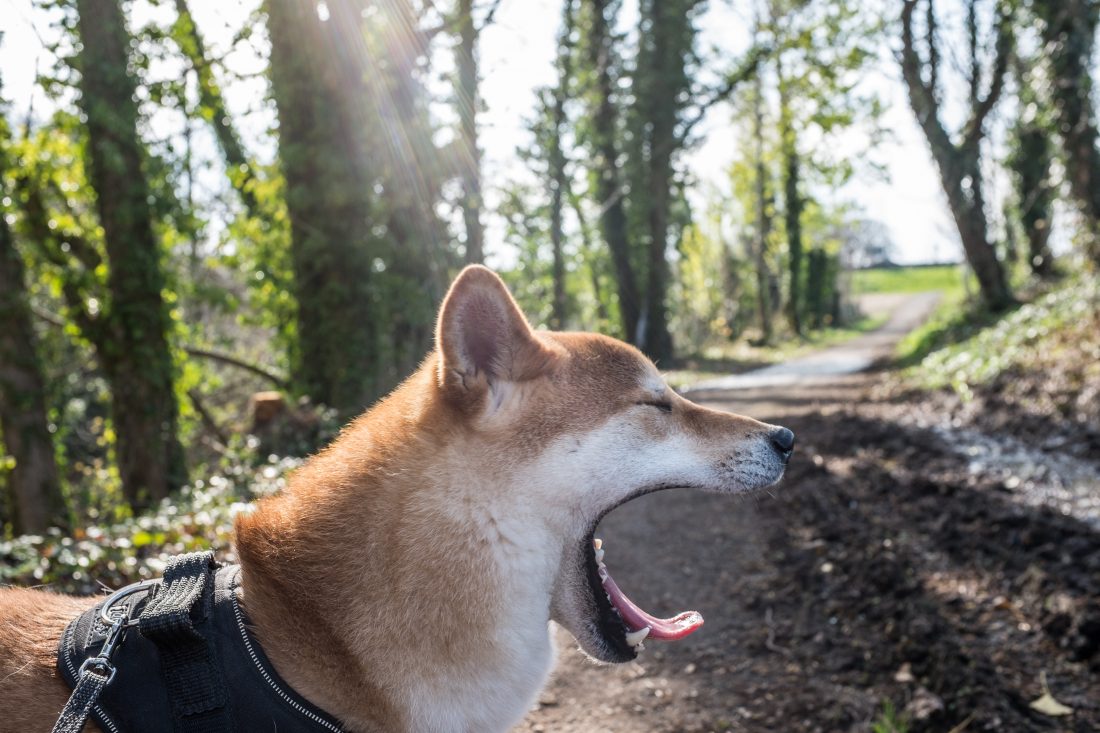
[642,133,673,358]
[1009,120,1056,278]
[569,189,610,325]
[805,248,822,329]
[346,0,444,379]
[548,0,578,330]
[899,0,1014,311]
[584,0,640,343]
[457,0,484,264]
[1034,0,1100,266]
[777,63,803,336]
[76,0,186,507]
[751,75,775,344]
[267,0,381,415]
[0,153,67,533]
[631,0,699,359]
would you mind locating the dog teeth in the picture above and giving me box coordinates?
[594,538,603,550]
[625,626,651,647]
[595,548,605,564]
[598,566,609,581]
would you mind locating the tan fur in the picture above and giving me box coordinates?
[0,266,784,732]
[0,588,98,732]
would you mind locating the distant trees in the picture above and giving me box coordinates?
[6,0,1100,536]
[900,0,1014,311]
[0,111,66,532]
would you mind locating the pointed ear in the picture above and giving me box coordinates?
[436,266,554,398]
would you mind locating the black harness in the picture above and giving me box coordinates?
[54,551,344,733]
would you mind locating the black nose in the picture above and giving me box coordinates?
[770,426,795,456]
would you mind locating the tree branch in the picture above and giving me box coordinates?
[182,347,289,389]
[681,43,771,141]
[187,387,229,446]
[478,0,504,31]
[963,0,1013,150]
[32,305,290,389]
[899,0,955,157]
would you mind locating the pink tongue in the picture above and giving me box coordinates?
[599,567,704,641]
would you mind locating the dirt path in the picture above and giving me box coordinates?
[516,295,1100,733]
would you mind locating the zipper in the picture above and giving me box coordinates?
[228,578,344,731]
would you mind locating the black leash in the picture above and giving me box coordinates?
[52,551,225,733]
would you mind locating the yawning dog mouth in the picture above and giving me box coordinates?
[584,532,704,657]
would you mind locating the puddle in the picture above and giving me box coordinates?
[929,424,1100,530]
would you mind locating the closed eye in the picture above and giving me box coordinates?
[639,400,673,413]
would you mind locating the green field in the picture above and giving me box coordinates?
[850,264,966,295]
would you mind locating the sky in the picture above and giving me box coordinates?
[0,0,965,266]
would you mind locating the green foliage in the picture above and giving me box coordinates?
[0,449,303,593]
[904,277,1100,396]
[870,700,909,733]
[851,265,967,295]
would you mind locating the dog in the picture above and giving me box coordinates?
[0,265,793,732]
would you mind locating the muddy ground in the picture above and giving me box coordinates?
[515,366,1100,732]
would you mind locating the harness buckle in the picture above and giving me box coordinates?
[77,654,118,686]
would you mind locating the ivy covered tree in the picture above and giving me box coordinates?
[0,102,67,532]
[1032,0,1100,267]
[67,0,187,506]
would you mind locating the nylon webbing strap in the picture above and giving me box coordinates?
[138,551,230,733]
[51,661,112,733]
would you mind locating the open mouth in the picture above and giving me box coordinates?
[583,529,704,660]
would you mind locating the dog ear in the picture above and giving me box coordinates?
[436,266,555,399]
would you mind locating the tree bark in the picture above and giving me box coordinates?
[777,55,803,336]
[0,150,67,533]
[583,0,640,343]
[751,74,775,344]
[267,0,381,415]
[344,0,444,379]
[548,0,578,330]
[76,0,187,507]
[1033,0,1100,266]
[631,0,701,360]
[1008,98,1056,278]
[457,0,484,264]
[899,0,1013,310]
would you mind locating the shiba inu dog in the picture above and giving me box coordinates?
[0,266,793,732]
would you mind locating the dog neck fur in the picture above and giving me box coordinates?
[234,269,573,732]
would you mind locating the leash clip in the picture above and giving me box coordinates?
[75,578,157,690]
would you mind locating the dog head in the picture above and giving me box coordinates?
[435,266,793,663]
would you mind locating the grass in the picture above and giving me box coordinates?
[901,276,1100,396]
[870,700,910,733]
[851,264,968,295]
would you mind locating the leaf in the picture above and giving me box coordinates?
[1030,692,1072,717]
[1030,672,1072,717]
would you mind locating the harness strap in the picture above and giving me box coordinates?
[138,550,231,733]
[51,659,113,733]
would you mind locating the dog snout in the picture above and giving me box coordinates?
[769,426,795,461]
